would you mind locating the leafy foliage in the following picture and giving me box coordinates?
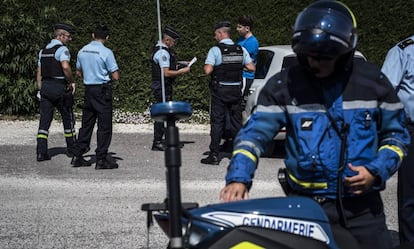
[1,0,414,116]
[0,0,59,114]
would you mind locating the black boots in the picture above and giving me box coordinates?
[201,153,220,165]
[72,156,91,167]
[37,153,51,162]
[151,141,165,151]
[72,155,117,169]
[66,147,75,158]
[219,140,233,153]
[95,159,118,169]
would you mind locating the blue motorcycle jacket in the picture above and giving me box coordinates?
[226,59,410,199]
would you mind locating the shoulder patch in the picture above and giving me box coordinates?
[398,38,414,49]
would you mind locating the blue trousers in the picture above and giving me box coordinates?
[321,192,392,249]
[151,85,172,142]
[209,85,242,154]
[75,84,113,161]
[37,80,75,154]
[398,123,414,244]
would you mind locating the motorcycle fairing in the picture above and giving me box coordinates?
[200,211,329,243]
[191,197,333,239]
[203,226,330,249]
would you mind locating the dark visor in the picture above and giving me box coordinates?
[294,8,355,44]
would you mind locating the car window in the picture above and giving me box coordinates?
[280,54,364,71]
[281,55,298,69]
[255,50,274,79]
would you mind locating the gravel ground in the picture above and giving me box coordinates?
[0,120,209,145]
[0,119,213,249]
[0,119,402,248]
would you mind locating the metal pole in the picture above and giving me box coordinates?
[156,0,166,103]
[155,1,182,248]
[156,0,168,149]
[165,121,183,248]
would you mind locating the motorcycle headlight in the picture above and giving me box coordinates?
[154,214,214,247]
[183,221,211,246]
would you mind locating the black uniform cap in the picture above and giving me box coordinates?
[53,23,75,33]
[214,21,231,30]
[165,25,180,39]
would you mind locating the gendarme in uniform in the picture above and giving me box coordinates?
[202,21,254,165]
[382,35,414,246]
[150,25,181,151]
[72,24,119,169]
[36,23,76,162]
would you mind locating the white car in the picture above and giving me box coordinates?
[243,45,296,141]
[243,45,366,148]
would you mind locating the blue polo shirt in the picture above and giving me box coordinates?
[76,41,118,85]
[382,35,414,121]
[152,41,171,68]
[237,35,259,79]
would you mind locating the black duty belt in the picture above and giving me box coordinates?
[84,82,111,87]
[42,78,67,84]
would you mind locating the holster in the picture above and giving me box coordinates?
[210,80,220,91]
[101,82,112,101]
[62,89,74,107]
[278,168,292,196]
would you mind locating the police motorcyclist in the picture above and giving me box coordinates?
[36,23,76,161]
[202,21,255,165]
[219,2,410,249]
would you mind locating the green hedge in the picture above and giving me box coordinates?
[1,0,413,116]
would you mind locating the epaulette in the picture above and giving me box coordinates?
[398,38,414,49]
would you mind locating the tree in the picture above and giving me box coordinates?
[0,0,58,115]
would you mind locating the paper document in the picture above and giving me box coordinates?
[188,57,197,67]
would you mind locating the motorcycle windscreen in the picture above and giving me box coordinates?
[202,226,330,249]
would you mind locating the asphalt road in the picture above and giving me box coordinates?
[0,123,399,248]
